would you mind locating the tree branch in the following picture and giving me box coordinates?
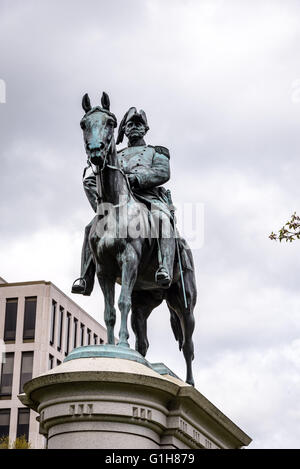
[269,212,300,242]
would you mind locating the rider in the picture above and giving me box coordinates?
[72,106,174,295]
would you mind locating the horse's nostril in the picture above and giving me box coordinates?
[87,142,104,152]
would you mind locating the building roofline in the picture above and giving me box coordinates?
[0,276,7,283]
[0,279,106,333]
[0,280,49,288]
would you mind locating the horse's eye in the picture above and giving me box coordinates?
[80,121,86,130]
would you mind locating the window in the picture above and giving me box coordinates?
[0,409,10,438]
[87,329,91,345]
[56,359,61,366]
[23,297,37,340]
[93,334,98,345]
[80,324,85,346]
[57,306,64,351]
[65,313,71,356]
[0,353,14,398]
[49,354,54,370]
[50,300,56,346]
[73,318,78,349]
[19,352,33,393]
[50,300,57,346]
[17,408,30,441]
[4,298,18,342]
[100,338,104,344]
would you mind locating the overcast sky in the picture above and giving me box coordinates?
[1,0,300,449]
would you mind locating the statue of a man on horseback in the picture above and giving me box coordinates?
[71,92,196,386]
[72,103,175,295]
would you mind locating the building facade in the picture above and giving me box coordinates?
[0,277,107,449]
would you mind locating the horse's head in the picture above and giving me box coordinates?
[80,92,117,166]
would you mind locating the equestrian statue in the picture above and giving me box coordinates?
[71,92,197,386]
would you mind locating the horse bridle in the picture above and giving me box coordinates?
[87,139,134,210]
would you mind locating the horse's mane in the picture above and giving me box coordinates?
[84,106,117,127]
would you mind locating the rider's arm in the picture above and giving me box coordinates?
[134,147,170,190]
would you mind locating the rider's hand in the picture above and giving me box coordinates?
[128,174,138,188]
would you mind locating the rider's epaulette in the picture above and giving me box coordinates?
[150,145,170,159]
[117,147,127,154]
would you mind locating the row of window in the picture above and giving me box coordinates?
[0,352,33,398]
[0,408,30,441]
[3,297,36,342]
[48,355,61,370]
[50,300,104,355]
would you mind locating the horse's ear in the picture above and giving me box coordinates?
[82,93,92,113]
[101,92,110,111]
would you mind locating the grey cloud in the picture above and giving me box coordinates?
[1,0,300,448]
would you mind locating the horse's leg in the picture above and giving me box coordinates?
[131,290,163,357]
[97,273,116,345]
[118,244,140,347]
[166,269,196,386]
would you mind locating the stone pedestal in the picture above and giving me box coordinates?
[18,345,251,449]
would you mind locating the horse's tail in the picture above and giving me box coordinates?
[169,308,183,351]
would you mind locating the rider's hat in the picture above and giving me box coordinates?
[116,107,149,145]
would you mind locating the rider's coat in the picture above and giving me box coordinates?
[84,145,171,216]
[80,143,193,287]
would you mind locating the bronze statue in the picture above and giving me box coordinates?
[72,92,197,385]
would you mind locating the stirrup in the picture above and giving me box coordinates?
[71,277,87,294]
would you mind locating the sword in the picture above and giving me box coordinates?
[166,190,188,309]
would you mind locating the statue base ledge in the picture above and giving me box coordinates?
[64,344,180,379]
[18,346,252,449]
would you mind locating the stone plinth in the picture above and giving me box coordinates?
[18,345,251,449]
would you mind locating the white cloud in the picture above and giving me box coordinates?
[197,341,300,448]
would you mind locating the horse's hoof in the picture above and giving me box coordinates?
[186,378,195,387]
[117,341,130,349]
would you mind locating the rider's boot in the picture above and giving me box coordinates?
[71,237,96,296]
[72,278,90,295]
[71,261,95,296]
[155,237,174,288]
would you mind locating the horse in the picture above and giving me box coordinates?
[80,91,197,386]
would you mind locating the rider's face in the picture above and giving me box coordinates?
[124,120,146,141]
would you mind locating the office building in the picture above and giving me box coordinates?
[0,276,107,448]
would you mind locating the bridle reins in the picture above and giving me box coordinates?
[87,138,134,210]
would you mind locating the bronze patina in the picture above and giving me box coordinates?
[72,92,197,385]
